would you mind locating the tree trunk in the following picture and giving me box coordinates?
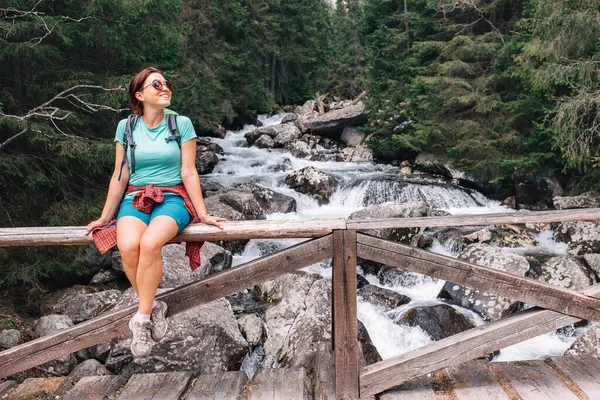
[404,0,410,50]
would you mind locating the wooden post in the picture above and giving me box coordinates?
[332,230,359,399]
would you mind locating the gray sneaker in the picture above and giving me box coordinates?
[128,318,155,358]
[150,300,168,342]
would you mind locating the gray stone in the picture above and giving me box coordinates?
[285,166,339,205]
[237,314,264,346]
[286,140,312,159]
[297,100,317,115]
[539,256,593,290]
[583,254,600,276]
[235,183,297,214]
[341,127,365,146]
[0,329,20,349]
[56,359,110,395]
[399,166,412,176]
[196,137,224,154]
[106,288,248,375]
[309,102,366,137]
[90,269,119,285]
[554,221,600,255]
[48,290,121,323]
[463,228,493,244]
[254,134,275,148]
[438,244,529,321]
[160,242,232,288]
[554,191,600,210]
[196,151,219,175]
[281,113,298,123]
[34,315,78,375]
[273,124,302,147]
[565,325,600,359]
[357,285,411,309]
[396,304,475,341]
[357,320,382,366]
[341,145,373,163]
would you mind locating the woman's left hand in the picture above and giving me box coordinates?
[200,214,227,230]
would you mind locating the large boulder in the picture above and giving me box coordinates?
[565,325,600,359]
[539,256,593,290]
[357,285,411,309]
[341,145,373,163]
[245,123,300,146]
[273,124,302,147]
[105,288,248,375]
[254,134,276,149]
[554,191,600,210]
[55,359,111,395]
[396,304,475,341]
[308,102,367,137]
[196,151,219,175]
[554,221,600,255]
[438,244,530,321]
[196,137,223,154]
[583,254,600,276]
[34,315,78,375]
[348,202,429,244]
[296,100,317,116]
[341,126,366,146]
[286,140,312,159]
[285,167,339,205]
[42,287,121,323]
[0,329,20,349]
[159,242,232,288]
[234,183,297,214]
[357,320,382,366]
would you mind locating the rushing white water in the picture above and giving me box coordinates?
[205,113,580,363]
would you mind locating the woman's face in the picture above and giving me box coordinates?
[136,72,172,109]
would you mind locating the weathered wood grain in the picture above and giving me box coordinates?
[117,372,192,400]
[63,375,127,400]
[359,281,600,397]
[5,377,64,400]
[378,376,437,400]
[453,386,511,400]
[246,368,310,400]
[0,219,345,247]
[443,360,511,400]
[494,360,579,400]
[347,208,600,230]
[357,233,600,322]
[333,230,359,399]
[547,356,600,399]
[313,342,335,400]
[0,235,333,378]
[186,371,248,400]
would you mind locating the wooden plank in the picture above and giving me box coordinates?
[0,235,333,378]
[247,368,309,400]
[63,375,127,400]
[357,233,600,322]
[547,356,600,399]
[441,360,511,400]
[186,371,248,400]
[453,386,511,400]
[494,361,579,400]
[378,376,437,400]
[0,218,345,247]
[117,372,192,400]
[358,281,600,398]
[332,230,359,399]
[6,377,64,399]
[313,342,335,400]
[347,208,600,230]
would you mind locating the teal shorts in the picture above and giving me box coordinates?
[116,194,191,233]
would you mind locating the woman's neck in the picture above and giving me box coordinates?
[142,108,164,128]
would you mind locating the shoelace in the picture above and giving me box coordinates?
[135,322,153,345]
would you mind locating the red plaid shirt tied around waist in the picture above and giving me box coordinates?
[91,183,204,270]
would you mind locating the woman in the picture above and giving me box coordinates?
[86,67,226,358]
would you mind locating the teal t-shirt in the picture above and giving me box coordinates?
[115,115,197,198]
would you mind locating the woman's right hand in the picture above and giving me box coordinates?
[86,217,111,235]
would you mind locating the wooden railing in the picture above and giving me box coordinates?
[2,208,600,399]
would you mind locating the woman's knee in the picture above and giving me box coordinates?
[138,235,165,258]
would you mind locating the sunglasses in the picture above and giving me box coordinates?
[141,79,172,91]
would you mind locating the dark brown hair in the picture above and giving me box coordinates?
[128,67,163,115]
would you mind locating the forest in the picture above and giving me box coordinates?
[1,0,599,287]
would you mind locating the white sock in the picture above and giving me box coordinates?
[133,312,151,322]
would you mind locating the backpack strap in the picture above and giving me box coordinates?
[117,114,139,181]
[165,114,181,148]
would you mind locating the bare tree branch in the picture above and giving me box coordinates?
[434,0,505,42]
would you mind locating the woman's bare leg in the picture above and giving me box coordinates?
[136,215,179,315]
[116,216,148,294]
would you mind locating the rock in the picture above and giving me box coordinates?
[341,127,366,146]
[554,221,600,255]
[196,151,219,174]
[245,123,300,146]
[268,158,293,173]
[111,252,125,274]
[160,242,232,288]
[106,289,247,375]
[227,289,265,316]
[357,274,370,289]
[416,233,433,248]
[297,100,317,115]
[255,271,318,304]
[51,245,112,285]
[201,179,225,196]
[309,102,367,137]
[583,254,600,276]
[254,134,276,148]
[348,202,429,244]
[197,137,224,154]
[285,166,339,205]
[281,113,298,123]
[234,183,297,214]
[463,228,492,244]
[46,289,121,324]
[565,325,600,359]
[6,377,65,399]
[438,244,529,321]
[539,256,593,290]
[89,341,112,363]
[503,196,516,209]
[341,145,373,163]
[514,174,561,209]
[554,191,600,210]
[219,190,266,220]
[34,315,78,375]
[90,269,119,285]
[358,285,410,309]
[0,329,20,349]
[378,267,433,288]
[237,314,264,346]
[273,124,302,147]
[396,304,475,340]
[203,196,249,253]
[399,166,412,176]
[495,225,537,247]
[294,111,319,133]
[56,359,110,395]
[286,140,312,158]
[357,320,382,366]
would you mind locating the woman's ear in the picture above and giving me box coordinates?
[135,92,144,102]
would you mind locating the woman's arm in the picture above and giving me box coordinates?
[86,143,129,234]
[180,139,226,229]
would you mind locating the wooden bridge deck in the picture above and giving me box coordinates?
[2,355,599,399]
